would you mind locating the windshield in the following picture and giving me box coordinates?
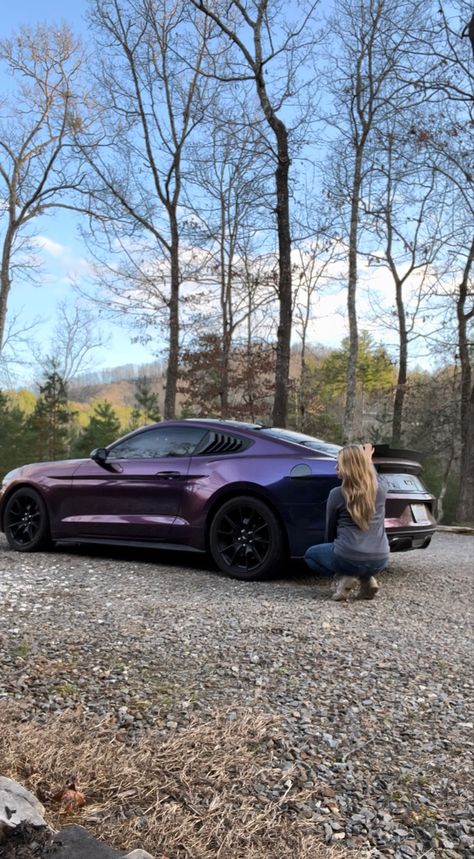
[259,427,341,457]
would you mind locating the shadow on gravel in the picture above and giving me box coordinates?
[51,541,312,584]
[2,532,424,593]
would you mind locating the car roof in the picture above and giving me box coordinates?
[183,418,263,430]
[113,418,340,457]
[183,419,341,456]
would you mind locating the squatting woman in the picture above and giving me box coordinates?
[304,443,389,601]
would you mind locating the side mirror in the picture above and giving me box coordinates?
[90,447,109,466]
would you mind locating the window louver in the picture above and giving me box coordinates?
[196,432,248,455]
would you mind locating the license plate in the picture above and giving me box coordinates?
[411,504,431,524]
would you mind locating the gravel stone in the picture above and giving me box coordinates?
[0,532,473,857]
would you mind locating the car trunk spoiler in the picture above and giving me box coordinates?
[372,444,423,475]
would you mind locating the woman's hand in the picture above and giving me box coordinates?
[361,442,374,462]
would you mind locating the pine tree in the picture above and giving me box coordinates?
[27,371,74,461]
[133,377,161,424]
[72,401,121,458]
[127,407,142,432]
[0,391,31,476]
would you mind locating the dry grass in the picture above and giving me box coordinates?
[0,703,360,859]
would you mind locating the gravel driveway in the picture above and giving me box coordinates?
[0,532,472,858]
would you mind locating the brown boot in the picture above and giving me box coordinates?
[332,575,358,601]
[357,576,379,600]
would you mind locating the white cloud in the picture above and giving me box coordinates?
[32,235,67,257]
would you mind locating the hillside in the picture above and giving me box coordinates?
[68,379,152,408]
[68,361,167,409]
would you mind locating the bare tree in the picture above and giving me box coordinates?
[79,0,213,418]
[325,0,427,441]
[292,240,341,431]
[184,105,274,415]
[191,0,320,427]
[0,311,39,387]
[419,1,474,522]
[364,127,446,445]
[454,238,474,522]
[0,24,84,356]
[34,300,106,381]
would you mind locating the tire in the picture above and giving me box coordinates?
[209,495,285,580]
[4,487,51,552]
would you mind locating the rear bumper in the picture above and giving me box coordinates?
[385,497,436,552]
[388,530,434,552]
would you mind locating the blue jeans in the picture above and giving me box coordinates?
[304,543,388,579]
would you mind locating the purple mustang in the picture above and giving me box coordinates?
[0,419,436,580]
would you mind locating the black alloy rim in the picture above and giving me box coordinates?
[7,495,42,546]
[215,504,271,572]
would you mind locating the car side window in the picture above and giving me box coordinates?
[108,426,207,459]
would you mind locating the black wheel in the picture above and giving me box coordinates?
[4,488,51,552]
[209,495,285,580]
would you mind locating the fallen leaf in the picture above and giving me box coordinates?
[53,783,86,814]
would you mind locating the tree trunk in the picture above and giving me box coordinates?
[246,293,255,422]
[252,26,292,428]
[437,448,455,524]
[271,122,292,428]
[455,236,474,523]
[164,212,180,419]
[220,192,231,418]
[0,226,14,353]
[456,384,474,523]
[298,349,307,432]
[221,326,231,418]
[392,276,408,446]
[344,148,363,442]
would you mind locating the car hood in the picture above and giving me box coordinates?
[3,459,87,483]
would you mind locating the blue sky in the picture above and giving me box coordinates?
[1,1,438,388]
[2,0,157,385]
[2,0,88,33]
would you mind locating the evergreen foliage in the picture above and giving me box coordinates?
[318,333,395,397]
[0,391,31,477]
[72,401,122,458]
[129,377,161,429]
[0,348,468,524]
[27,371,75,462]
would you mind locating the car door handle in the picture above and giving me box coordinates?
[155,471,182,480]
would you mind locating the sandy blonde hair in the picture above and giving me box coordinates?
[337,444,378,530]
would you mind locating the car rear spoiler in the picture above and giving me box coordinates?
[373,444,422,461]
[373,444,424,472]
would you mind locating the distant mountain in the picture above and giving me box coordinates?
[68,362,166,410]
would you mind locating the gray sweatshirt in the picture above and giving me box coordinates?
[325,482,389,561]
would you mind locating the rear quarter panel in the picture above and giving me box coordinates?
[180,453,339,554]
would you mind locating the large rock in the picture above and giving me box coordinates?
[0,779,155,858]
[0,776,46,835]
[125,852,154,859]
[52,827,155,857]
[51,824,125,858]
